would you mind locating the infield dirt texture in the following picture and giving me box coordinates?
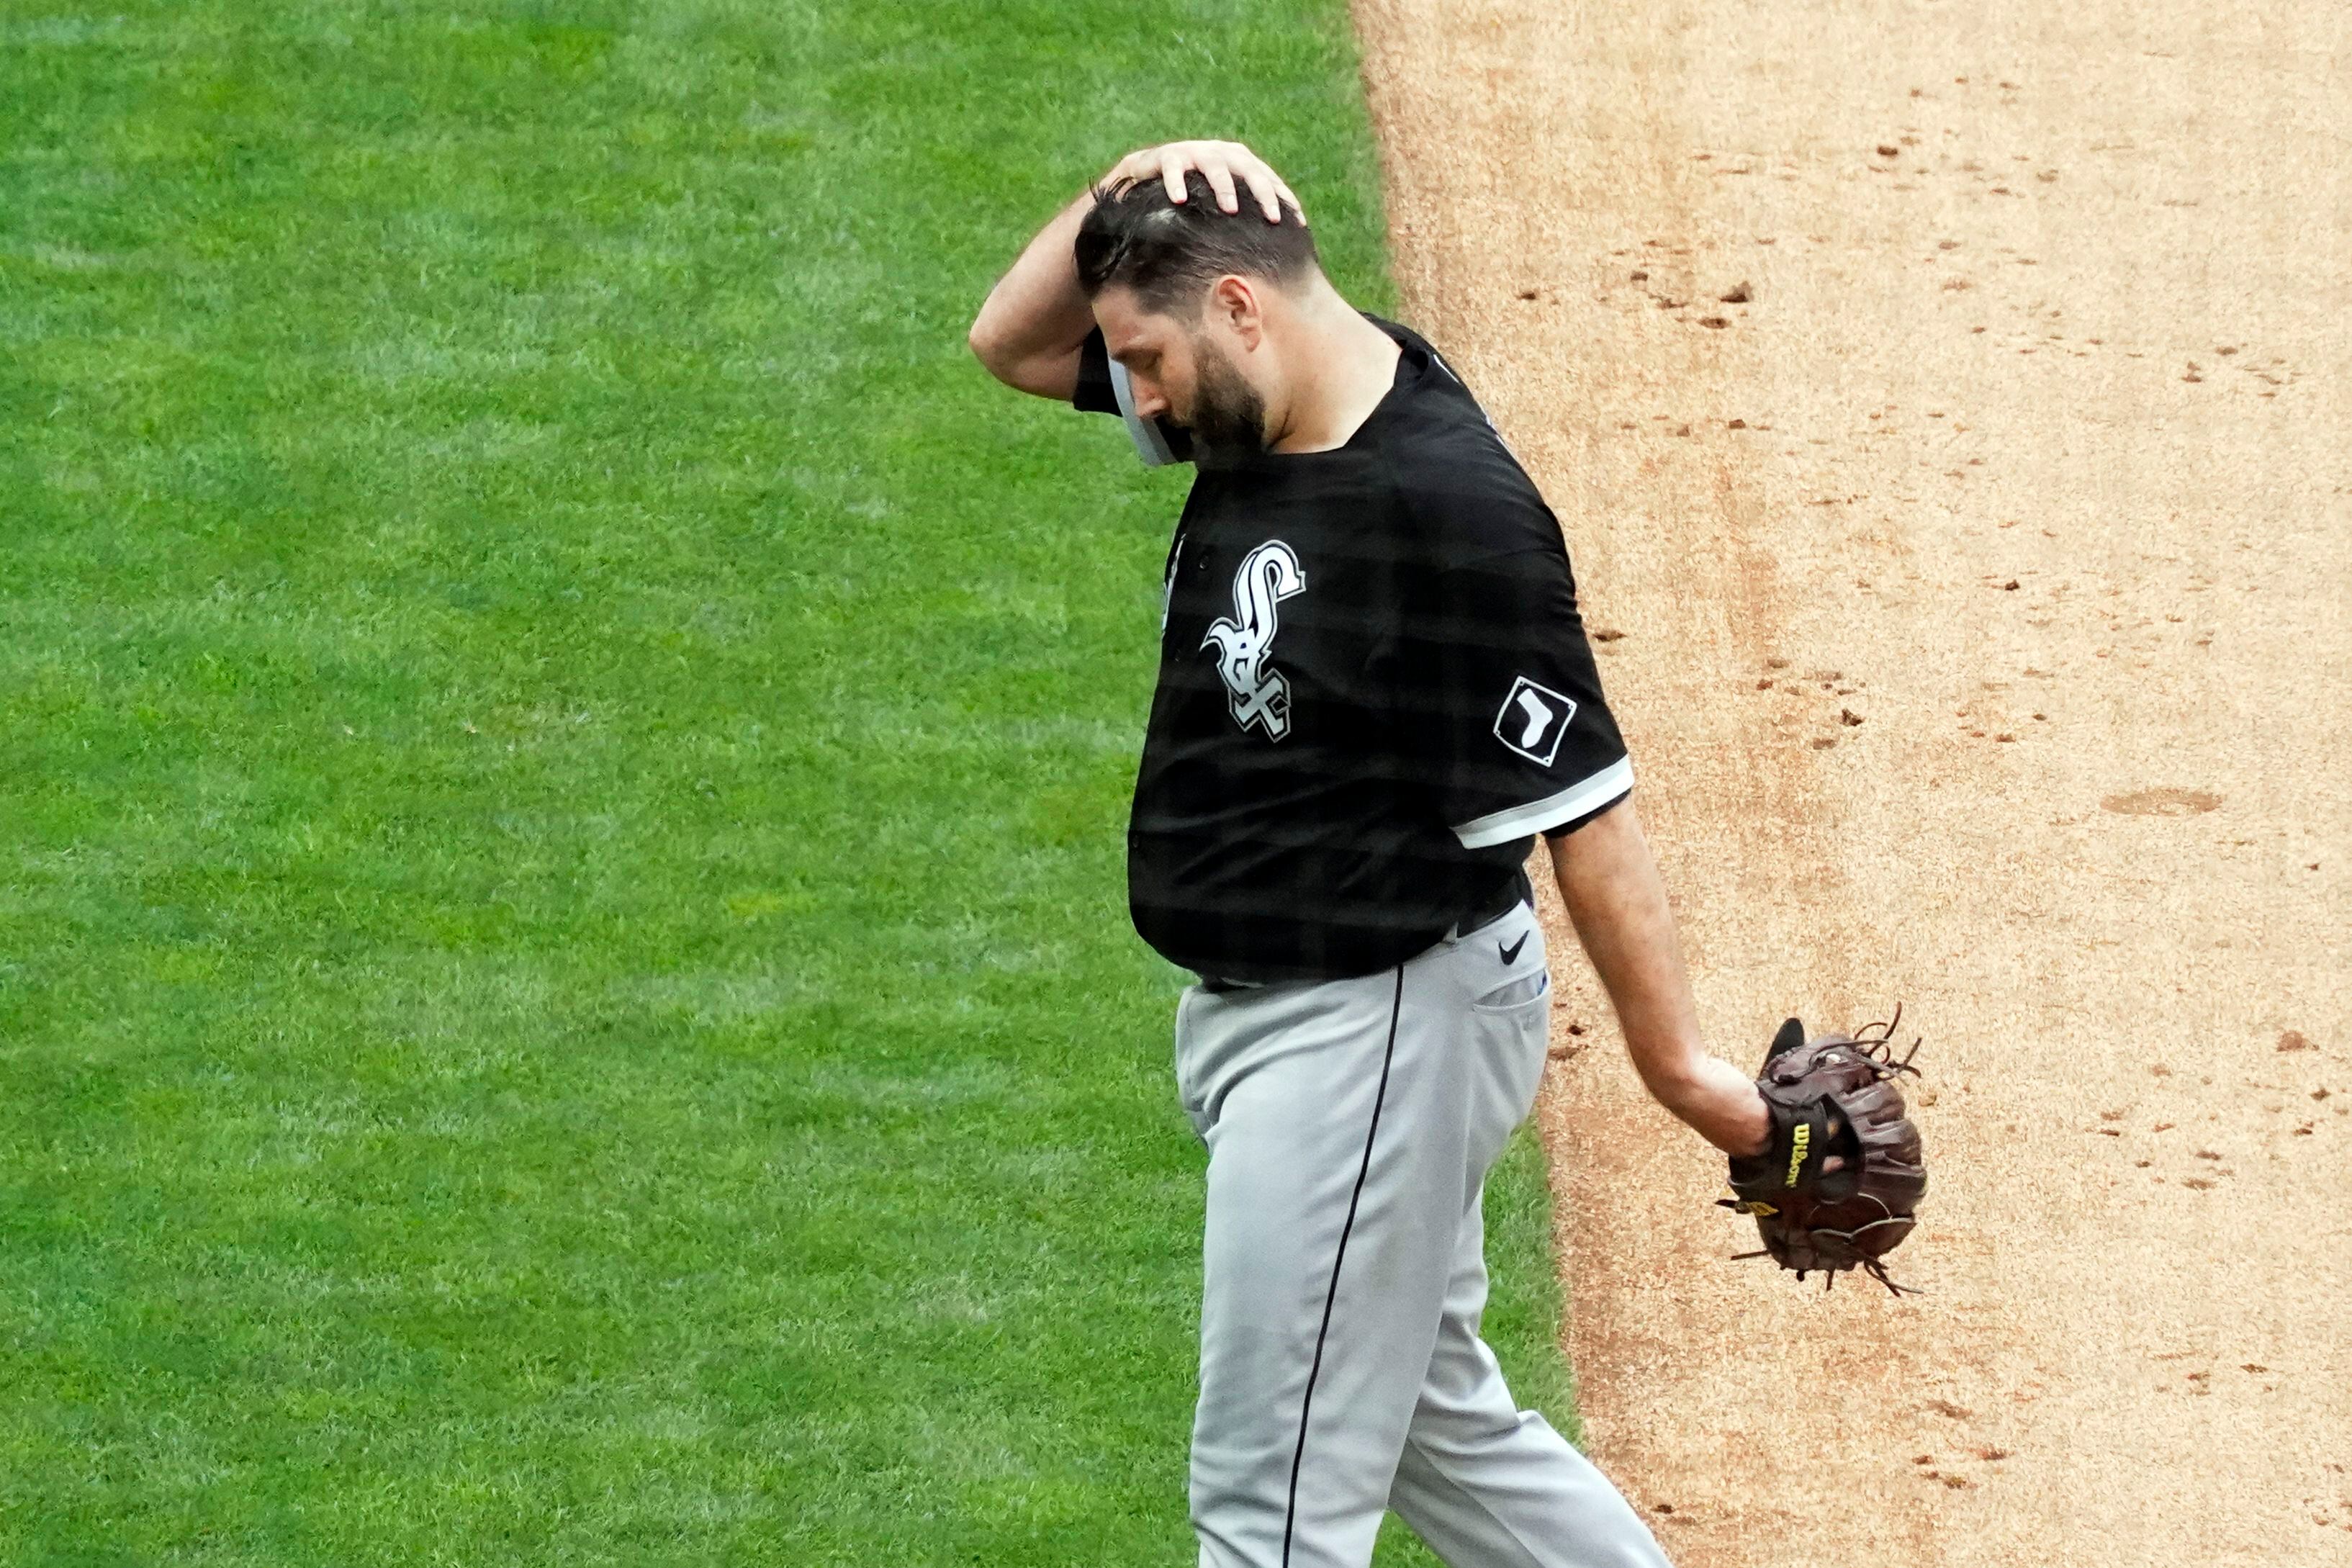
[1356,0,2350,1562]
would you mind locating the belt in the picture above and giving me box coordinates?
[1199,871,1532,993]
[1451,868,1533,939]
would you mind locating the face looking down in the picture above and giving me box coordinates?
[1094,281,1271,466]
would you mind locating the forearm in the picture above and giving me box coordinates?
[1546,798,1769,1155]
[967,189,1099,397]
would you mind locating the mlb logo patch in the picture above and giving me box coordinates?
[1493,676,1575,767]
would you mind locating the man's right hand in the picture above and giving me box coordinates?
[969,143,1303,401]
[1099,141,1302,225]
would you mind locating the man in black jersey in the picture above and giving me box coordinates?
[970,141,1772,1568]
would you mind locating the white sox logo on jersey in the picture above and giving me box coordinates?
[1494,675,1575,766]
[1201,539,1307,740]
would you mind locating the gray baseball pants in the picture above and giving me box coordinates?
[1173,898,1672,1568]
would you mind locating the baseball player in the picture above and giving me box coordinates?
[969,141,1774,1568]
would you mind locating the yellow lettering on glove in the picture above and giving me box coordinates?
[1785,1122,1810,1188]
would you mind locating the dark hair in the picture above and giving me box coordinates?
[1073,171,1318,314]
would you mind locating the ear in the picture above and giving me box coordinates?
[1767,1017,1806,1063]
[1207,274,1264,350]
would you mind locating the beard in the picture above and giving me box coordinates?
[1180,335,1269,468]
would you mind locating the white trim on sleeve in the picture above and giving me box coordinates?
[1108,360,1179,467]
[1449,757,1634,849]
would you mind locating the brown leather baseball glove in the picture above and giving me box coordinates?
[1720,1009,1927,1294]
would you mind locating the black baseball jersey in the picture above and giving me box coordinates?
[1074,315,1631,982]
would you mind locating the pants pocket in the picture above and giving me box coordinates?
[1469,967,1551,1014]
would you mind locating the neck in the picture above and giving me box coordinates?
[1264,287,1402,454]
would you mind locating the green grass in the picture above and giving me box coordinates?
[0,1,1575,1561]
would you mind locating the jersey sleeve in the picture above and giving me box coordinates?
[1392,538,1632,850]
[1075,328,1194,467]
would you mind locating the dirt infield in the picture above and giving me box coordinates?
[1355,1,2351,1562]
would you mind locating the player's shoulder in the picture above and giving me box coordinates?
[1366,317,1562,564]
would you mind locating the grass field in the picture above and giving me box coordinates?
[1,3,1576,1561]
